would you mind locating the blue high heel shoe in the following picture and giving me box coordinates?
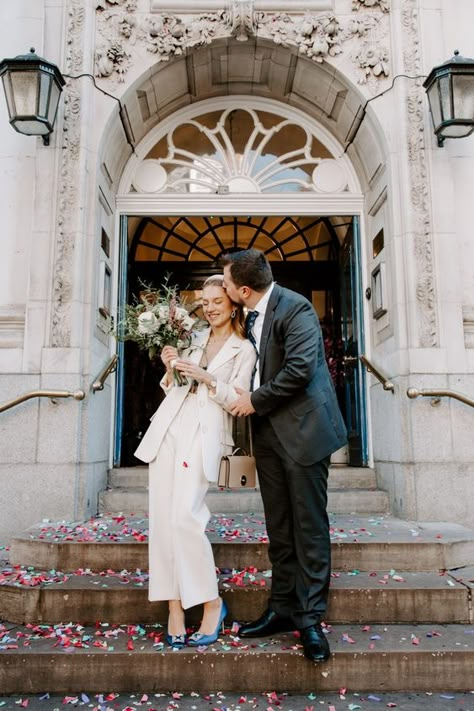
[166,632,187,649]
[187,599,228,646]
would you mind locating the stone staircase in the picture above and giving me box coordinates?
[99,465,390,514]
[1,507,473,695]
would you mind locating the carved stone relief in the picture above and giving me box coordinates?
[229,0,255,41]
[401,0,438,347]
[95,1,391,87]
[51,0,86,348]
[352,0,389,12]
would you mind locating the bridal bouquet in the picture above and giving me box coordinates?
[116,281,203,384]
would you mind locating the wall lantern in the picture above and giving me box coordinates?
[0,48,65,145]
[423,50,474,147]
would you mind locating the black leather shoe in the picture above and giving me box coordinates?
[299,624,330,662]
[239,608,295,638]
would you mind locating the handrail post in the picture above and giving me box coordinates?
[91,354,119,393]
[359,354,395,393]
[0,389,85,414]
[407,387,474,409]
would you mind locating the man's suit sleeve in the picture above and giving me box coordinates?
[251,298,320,417]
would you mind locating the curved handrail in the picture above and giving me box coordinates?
[359,354,395,393]
[0,389,85,414]
[91,354,119,393]
[407,387,474,408]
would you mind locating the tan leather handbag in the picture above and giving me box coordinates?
[218,418,256,490]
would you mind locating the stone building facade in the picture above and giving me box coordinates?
[0,0,473,545]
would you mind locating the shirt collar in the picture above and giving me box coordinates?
[252,282,275,316]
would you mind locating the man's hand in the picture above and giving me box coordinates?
[229,387,256,416]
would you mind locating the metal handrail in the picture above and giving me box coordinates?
[91,353,118,392]
[407,387,474,408]
[0,389,85,414]
[359,354,395,393]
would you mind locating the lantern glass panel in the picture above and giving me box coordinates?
[439,74,452,121]
[13,118,49,135]
[1,74,15,116]
[10,70,38,116]
[38,71,51,119]
[47,81,60,124]
[452,74,474,121]
[427,81,442,129]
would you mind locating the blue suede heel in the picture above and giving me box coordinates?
[165,632,187,649]
[187,599,228,646]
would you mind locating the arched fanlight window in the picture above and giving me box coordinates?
[130,105,348,195]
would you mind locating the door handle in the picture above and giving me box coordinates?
[342,355,359,365]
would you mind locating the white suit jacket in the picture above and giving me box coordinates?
[134,329,256,482]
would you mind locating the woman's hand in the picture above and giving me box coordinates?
[174,358,209,384]
[161,345,179,371]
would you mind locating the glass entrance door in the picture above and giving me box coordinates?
[340,216,368,466]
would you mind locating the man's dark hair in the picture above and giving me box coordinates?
[221,249,273,292]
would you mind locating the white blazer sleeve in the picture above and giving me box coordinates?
[210,340,256,412]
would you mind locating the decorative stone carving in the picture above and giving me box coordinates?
[95,41,132,79]
[401,0,438,347]
[348,15,389,83]
[353,43,389,83]
[229,0,255,41]
[352,0,389,11]
[95,3,391,82]
[290,13,342,61]
[51,1,86,348]
[144,13,225,58]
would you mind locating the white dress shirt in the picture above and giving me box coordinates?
[249,282,275,390]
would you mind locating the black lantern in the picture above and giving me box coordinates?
[423,50,474,147]
[0,48,65,145]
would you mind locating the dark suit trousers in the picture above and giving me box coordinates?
[252,416,331,629]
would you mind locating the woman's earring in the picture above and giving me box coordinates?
[231,308,237,319]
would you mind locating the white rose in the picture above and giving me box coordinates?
[138,311,159,334]
[157,305,169,322]
[175,307,189,320]
[182,316,195,330]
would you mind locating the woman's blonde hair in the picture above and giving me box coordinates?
[202,275,245,338]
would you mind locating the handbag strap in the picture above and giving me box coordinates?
[232,415,254,457]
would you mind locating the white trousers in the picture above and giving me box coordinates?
[148,393,219,609]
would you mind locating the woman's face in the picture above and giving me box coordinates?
[202,284,234,329]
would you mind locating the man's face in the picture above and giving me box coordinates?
[223,264,245,305]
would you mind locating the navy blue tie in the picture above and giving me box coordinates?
[245,310,258,389]
[245,310,258,350]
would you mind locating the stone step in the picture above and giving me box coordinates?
[0,622,472,694]
[8,514,474,573]
[108,466,378,489]
[0,566,470,626]
[1,692,472,710]
[98,487,389,515]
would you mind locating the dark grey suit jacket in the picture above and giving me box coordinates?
[251,284,347,465]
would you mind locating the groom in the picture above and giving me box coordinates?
[222,249,347,662]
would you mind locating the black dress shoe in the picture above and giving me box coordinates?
[239,608,295,638]
[299,624,330,662]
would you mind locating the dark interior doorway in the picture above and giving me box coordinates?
[118,215,356,466]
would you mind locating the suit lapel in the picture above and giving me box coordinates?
[207,332,243,373]
[259,284,281,373]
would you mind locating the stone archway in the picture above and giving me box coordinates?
[98,36,388,197]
